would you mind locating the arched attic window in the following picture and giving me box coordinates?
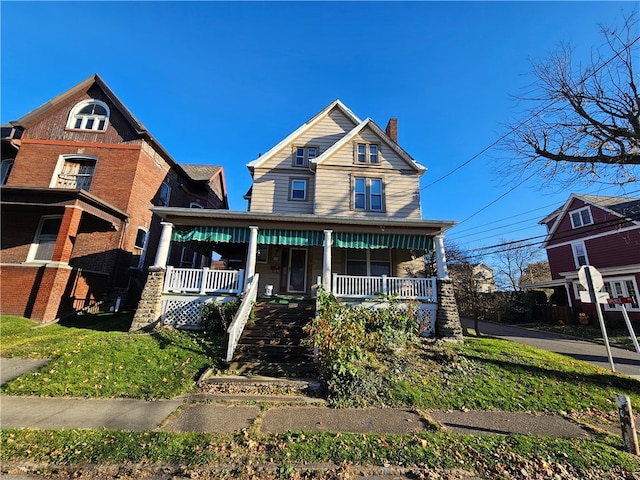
[67,99,110,132]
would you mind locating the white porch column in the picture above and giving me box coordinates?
[323,229,332,292]
[245,225,259,289]
[435,234,449,280]
[152,222,173,269]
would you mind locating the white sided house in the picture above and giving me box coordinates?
[132,101,462,361]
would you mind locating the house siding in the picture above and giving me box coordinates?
[250,170,315,214]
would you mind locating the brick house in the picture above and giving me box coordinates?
[531,194,640,323]
[0,74,227,322]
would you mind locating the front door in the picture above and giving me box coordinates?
[288,248,307,293]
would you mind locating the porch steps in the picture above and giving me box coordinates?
[227,299,317,378]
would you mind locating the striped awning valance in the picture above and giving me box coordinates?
[172,226,434,252]
[333,232,434,251]
[258,229,323,246]
[172,226,250,243]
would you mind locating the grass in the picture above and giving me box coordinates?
[2,313,640,478]
[0,314,224,399]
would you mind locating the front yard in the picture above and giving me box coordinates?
[1,310,640,478]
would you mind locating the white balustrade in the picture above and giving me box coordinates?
[164,267,244,295]
[226,273,260,362]
[332,274,436,301]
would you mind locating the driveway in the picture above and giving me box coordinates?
[460,318,640,379]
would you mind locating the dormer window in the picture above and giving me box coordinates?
[293,146,317,167]
[356,143,379,164]
[569,206,593,229]
[67,99,110,131]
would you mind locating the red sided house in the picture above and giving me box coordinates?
[0,74,227,322]
[535,194,640,323]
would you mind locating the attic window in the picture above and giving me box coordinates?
[356,143,379,164]
[67,99,110,131]
[293,146,318,167]
[569,207,593,229]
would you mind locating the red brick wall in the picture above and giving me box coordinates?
[0,265,45,317]
[1,212,40,263]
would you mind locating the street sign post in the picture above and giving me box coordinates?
[578,265,616,372]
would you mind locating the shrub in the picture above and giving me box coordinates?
[201,299,240,332]
[303,291,419,405]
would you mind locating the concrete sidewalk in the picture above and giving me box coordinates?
[0,394,595,439]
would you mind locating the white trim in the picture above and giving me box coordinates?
[49,154,98,189]
[571,241,589,269]
[558,263,640,279]
[544,224,640,250]
[603,276,639,311]
[289,178,308,201]
[247,100,361,169]
[569,206,593,229]
[26,215,63,263]
[66,99,110,131]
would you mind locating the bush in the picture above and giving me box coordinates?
[303,291,419,406]
[201,299,240,332]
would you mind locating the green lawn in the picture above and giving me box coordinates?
[532,322,640,351]
[2,313,640,478]
[1,314,224,399]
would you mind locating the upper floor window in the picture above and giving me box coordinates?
[571,241,588,268]
[293,146,318,167]
[356,143,379,164]
[28,215,62,262]
[67,99,110,132]
[289,178,307,201]
[570,206,593,229]
[353,177,384,211]
[1,159,14,185]
[159,182,171,206]
[51,155,97,191]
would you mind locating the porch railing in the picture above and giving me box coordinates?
[163,267,244,295]
[226,273,259,362]
[332,274,437,301]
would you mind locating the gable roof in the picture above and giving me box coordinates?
[540,193,640,248]
[246,99,361,171]
[180,164,223,182]
[8,74,224,197]
[310,117,426,173]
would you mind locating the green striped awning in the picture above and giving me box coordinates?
[172,226,250,243]
[333,232,434,251]
[258,229,323,246]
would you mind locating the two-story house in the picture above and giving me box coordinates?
[0,74,227,323]
[139,100,459,340]
[535,194,640,323]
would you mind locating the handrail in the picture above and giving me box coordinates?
[225,273,259,362]
[163,267,244,295]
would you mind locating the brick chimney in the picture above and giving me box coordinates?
[385,118,398,143]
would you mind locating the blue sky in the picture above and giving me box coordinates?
[1,1,637,264]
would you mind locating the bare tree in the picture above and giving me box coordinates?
[493,240,542,291]
[505,13,640,186]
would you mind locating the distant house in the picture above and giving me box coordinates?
[135,100,461,341]
[0,74,227,322]
[530,194,640,322]
[473,263,495,293]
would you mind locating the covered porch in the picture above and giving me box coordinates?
[131,209,459,343]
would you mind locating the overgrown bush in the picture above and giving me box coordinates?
[201,299,240,332]
[303,291,419,406]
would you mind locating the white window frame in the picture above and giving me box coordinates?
[355,143,380,164]
[66,99,110,132]
[353,176,384,212]
[1,159,14,185]
[289,178,308,201]
[26,215,63,263]
[603,276,640,311]
[293,146,318,167]
[345,248,391,276]
[571,241,589,268]
[134,227,149,270]
[569,206,593,229]
[159,182,171,206]
[49,154,98,190]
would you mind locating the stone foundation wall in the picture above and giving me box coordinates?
[129,268,165,331]
[436,279,463,342]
